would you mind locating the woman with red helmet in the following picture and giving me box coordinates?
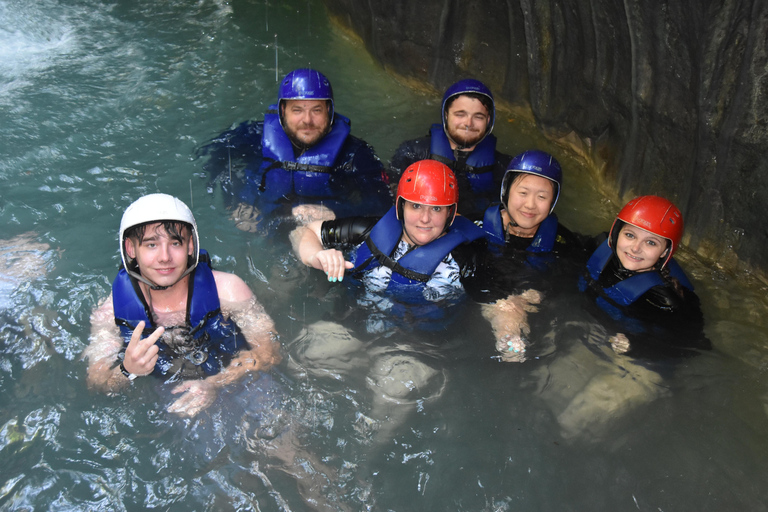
[293,160,484,321]
[580,195,710,357]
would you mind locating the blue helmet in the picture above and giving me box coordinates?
[441,79,496,143]
[501,150,563,213]
[278,68,334,123]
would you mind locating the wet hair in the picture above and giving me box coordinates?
[124,220,191,245]
[444,92,493,117]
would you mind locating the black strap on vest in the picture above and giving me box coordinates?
[361,238,432,283]
[259,159,335,192]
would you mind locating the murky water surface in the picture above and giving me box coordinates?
[1,0,767,510]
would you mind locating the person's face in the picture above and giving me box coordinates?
[125,223,194,288]
[445,95,490,149]
[400,200,452,246]
[615,224,669,272]
[281,99,331,147]
[504,174,555,236]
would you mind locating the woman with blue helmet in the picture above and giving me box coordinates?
[480,149,585,264]
[467,150,587,362]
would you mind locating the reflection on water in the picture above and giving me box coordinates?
[1,0,768,510]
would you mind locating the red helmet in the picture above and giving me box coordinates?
[396,160,459,225]
[609,195,684,269]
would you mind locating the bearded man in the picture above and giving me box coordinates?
[388,79,511,221]
[198,68,392,233]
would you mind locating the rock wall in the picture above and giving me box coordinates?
[322,0,768,272]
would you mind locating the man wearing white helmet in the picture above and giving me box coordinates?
[83,193,281,417]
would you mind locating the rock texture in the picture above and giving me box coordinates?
[322,0,768,272]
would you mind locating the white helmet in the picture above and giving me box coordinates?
[119,193,199,289]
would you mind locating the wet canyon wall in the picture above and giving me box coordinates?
[322,0,768,273]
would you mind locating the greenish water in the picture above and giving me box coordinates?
[1,0,767,510]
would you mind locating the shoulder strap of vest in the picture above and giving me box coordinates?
[666,258,694,291]
[527,214,559,253]
[350,207,400,275]
[585,239,613,280]
[482,204,506,245]
[112,268,154,330]
[428,124,497,173]
[187,250,223,334]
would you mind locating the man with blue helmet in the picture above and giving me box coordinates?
[389,79,511,220]
[198,68,392,232]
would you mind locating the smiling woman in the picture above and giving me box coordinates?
[615,223,668,272]
[579,195,708,357]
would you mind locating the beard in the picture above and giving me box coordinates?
[446,125,485,149]
[286,125,323,151]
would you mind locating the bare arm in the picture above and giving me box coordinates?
[167,271,282,417]
[212,270,281,382]
[481,289,542,363]
[290,220,353,281]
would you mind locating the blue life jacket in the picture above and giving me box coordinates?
[428,124,497,195]
[349,206,484,303]
[112,250,245,377]
[243,105,351,201]
[482,204,559,252]
[579,239,694,307]
[482,204,560,271]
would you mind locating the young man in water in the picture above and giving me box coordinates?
[83,193,281,417]
[197,68,393,232]
[388,79,511,220]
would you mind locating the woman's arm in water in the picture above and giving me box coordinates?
[481,289,543,363]
[290,220,353,281]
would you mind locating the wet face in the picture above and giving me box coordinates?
[400,200,452,246]
[281,99,331,148]
[444,95,490,150]
[504,174,555,237]
[125,222,194,288]
[615,224,669,272]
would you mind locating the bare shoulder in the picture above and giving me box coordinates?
[213,270,255,303]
